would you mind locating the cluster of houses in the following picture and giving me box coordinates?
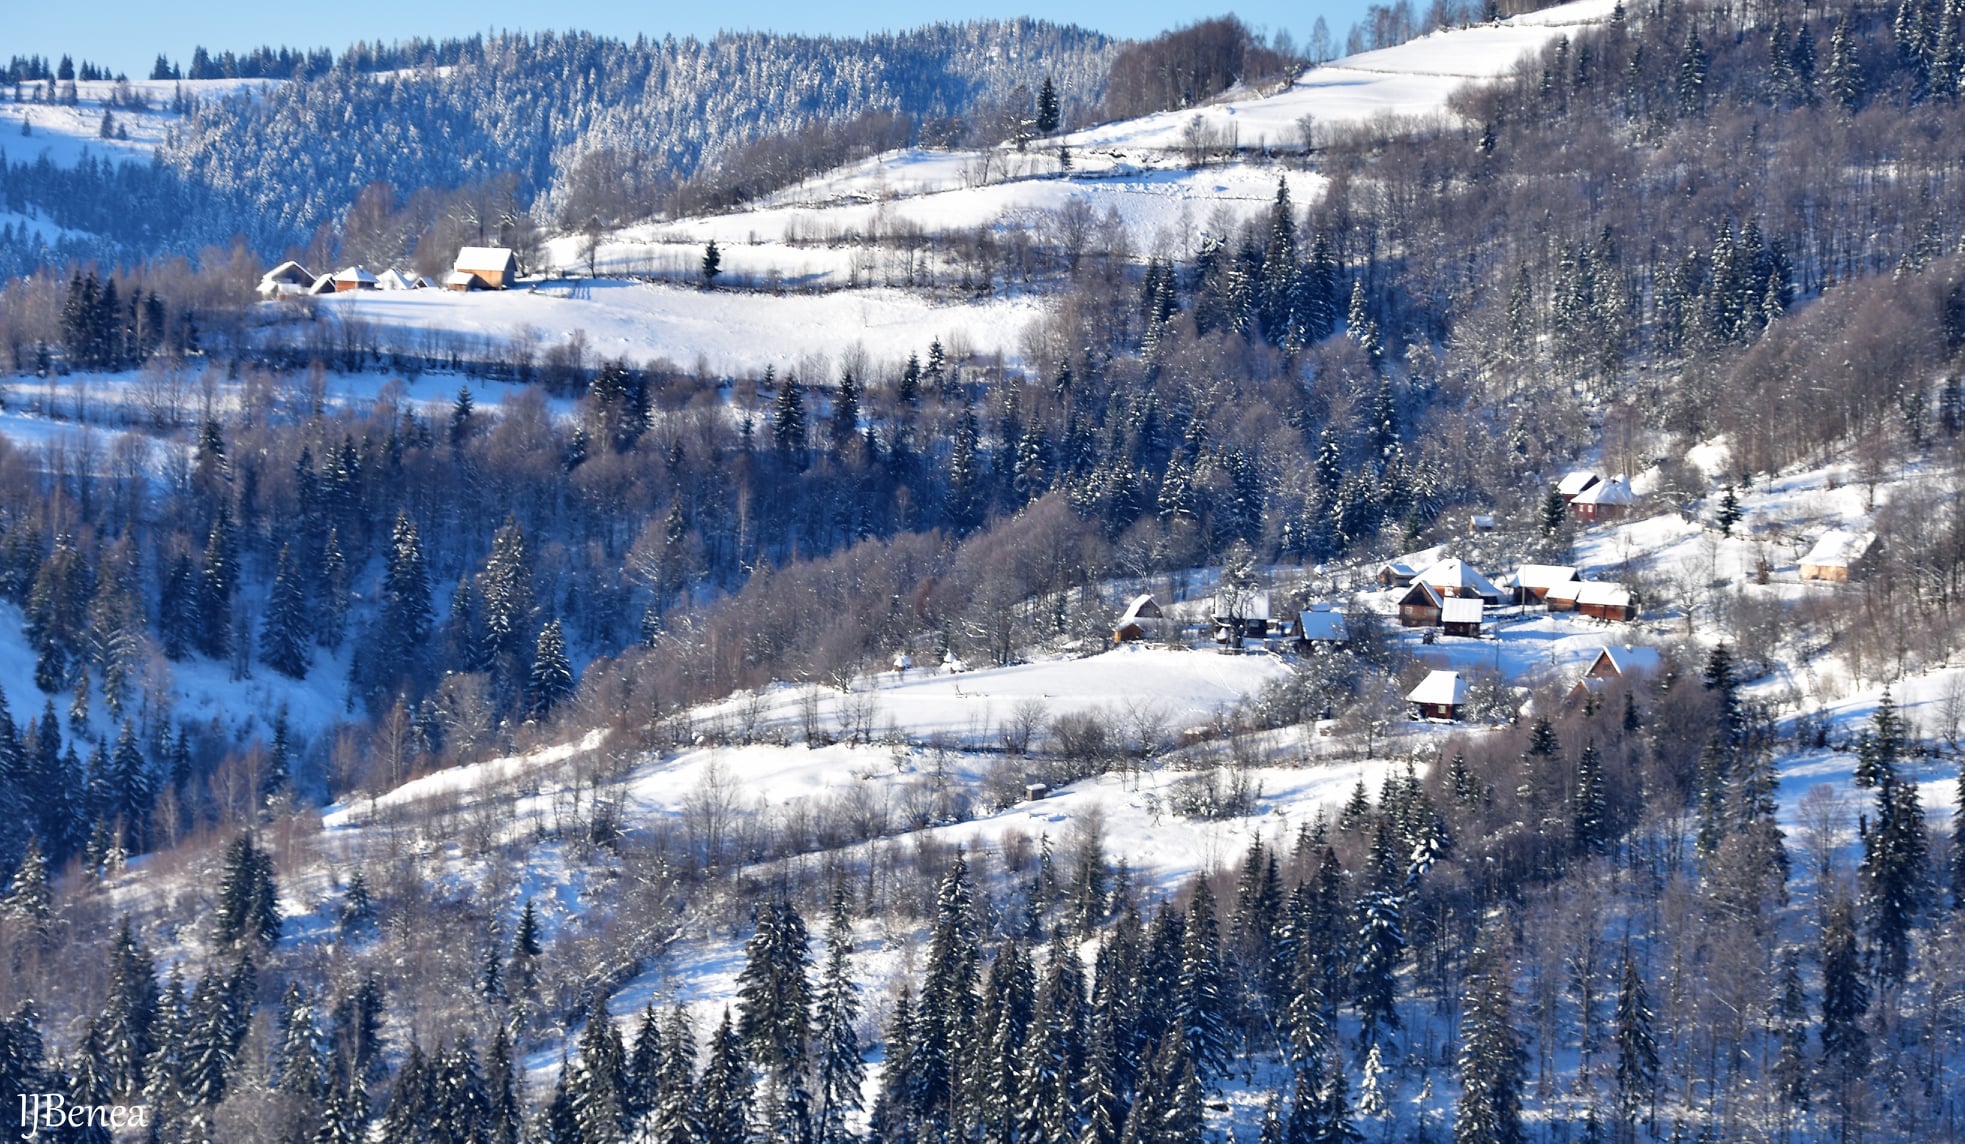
[256,247,522,299]
[1111,592,1350,654]
[1405,643,1661,723]
[1384,555,1635,636]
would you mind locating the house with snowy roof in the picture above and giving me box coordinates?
[1566,645,1662,706]
[331,266,378,291]
[1440,596,1486,638]
[1556,470,1601,502]
[1570,476,1636,522]
[453,246,520,290]
[257,260,317,298]
[1509,564,1581,605]
[1414,558,1503,603]
[1112,594,1164,642]
[1408,670,1467,720]
[1295,609,1350,650]
[1799,529,1876,582]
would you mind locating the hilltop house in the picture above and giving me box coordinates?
[1566,645,1662,706]
[1510,564,1581,605]
[1414,558,1503,603]
[453,246,521,290]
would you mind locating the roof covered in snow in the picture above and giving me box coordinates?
[1800,528,1876,568]
[456,246,519,270]
[333,265,377,284]
[1512,564,1580,591]
[1407,669,1467,706]
[1572,476,1636,506]
[1557,470,1600,496]
[375,268,416,290]
[1117,594,1161,624]
[1440,597,1485,625]
[1416,558,1502,599]
[1297,610,1349,641]
[1575,582,1632,608]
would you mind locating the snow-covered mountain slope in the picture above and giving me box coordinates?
[303,278,1042,375]
[0,78,272,169]
[540,0,1617,297]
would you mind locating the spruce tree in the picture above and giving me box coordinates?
[1036,75,1061,134]
[1352,889,1405,1051]
[569,995,627,1144]
[258,544,312,678]
[814,890,865,1144]
[737,899,813,1082]
[1175,879,1232,1082]
[1453,931,1526,1144]
[772,368,807,464]
[623,1004,662,1124]
[1818,898,1869,1129]
[650,1005,700,1144]
[1858,768,1928,982]
[529,619,574,718]
[1611,947,1657,1134]
[698,1006,752,1144]
[213,832,281,947]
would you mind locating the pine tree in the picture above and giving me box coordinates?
[1769,947,1810,1122]
[195,509,238,660]
[258,544,312,678]
[1611,947,1657,1134]
[212,832,281,947]
[622,1005,662,1124]
[99,918,159,1097]
[569,995,627,1144]
[698,1006,752,1144]
[1826,18,1862,111]
[650,1005,701,1144]
[1175,879,1232,1082]
[487,1025,523,1144]
[1951,763,1965,910]
[772,368,807,464]
[1,836,52,931]
[702,239,723,287]
[1715,485,1742,536]
[1036,75,1061,134]
[377,512,432,681]
[831,368,862,452]
[1453,931,1526,1144]
[1573,742,1608,853]
[1858,767,1928,982]
[529,619,574,718]
[737,898,813,1082]
[1352,889,1405,1051]
[315,528,350,649]
[272,981,324,1100]
[105,722,154,849]
[814,890,865,1143]
[1818,898,1869,1129]
[478,516,534,682]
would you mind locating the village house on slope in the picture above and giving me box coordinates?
[1440,596,1486,638]
[331,266,379,292]
[1211,590,1272,645]
[1509,564,1581,606]
[1408,669,1467,721]
[1799,528,1876,582]
[1566,645,1662,706]
[1414,558,1503,604]
[256,260,316,299]
[1112,594,1163,643]
[1545,580,1636,621]
[1397,580,1444,628]
[1570,475,1636,522]
[453,246,521,290]
[1295,608,1349,652]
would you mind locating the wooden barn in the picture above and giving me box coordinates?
[1570,476,1635,522]
[1112,594,1163,643]
[1510,564,1580,605]
[453,246,520,290]
[1408,670,1467,721]
[443,270,483,292]
[1440,596,1486,638]
[1295,609,1350,651]
[1566,645,1662,705]
[331,266,378,292]
[1800,529,1875,582]
[1557,470,1601,503]
[1397,581,1444,628]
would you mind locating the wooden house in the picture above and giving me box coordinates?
[1415,558,1503,603]
[1440,596,1486,638]
[1112,594,1164,643]
[1211,591,1271,643]
[305,274,337,296]
[375,268,416,291]
[453,246,520,290]
[1510,564,1580,605]
[1376,558,1421,588]
[443,270,482,292]
[1800,529,1875,582]
[257,260,317,298]
[1295,609,1350,651]
[1557,470,1601,503]
[1544,579,1633,620]
[1570,476,1635,522]
[1408,670,1467,721]
[1566,645,1662,705]
[331,266,378,292]
[1397,581,1443,628]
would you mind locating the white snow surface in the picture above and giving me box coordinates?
[0,79,272,169]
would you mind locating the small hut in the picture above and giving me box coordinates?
[257,260,316,297]
[1295,609,1350,651]
[443,270,482,292]
[375,268,417,291]
[1408,670,1467,721]
[1575,582,1635,622]
[1510,564,1580,605]
[1440,596,1486,638]
[331,266,378,292]
[1571,476,1635,522]
[453,246,521,290]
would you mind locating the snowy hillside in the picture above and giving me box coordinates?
[0,78,271,168]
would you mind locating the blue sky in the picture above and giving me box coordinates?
[12,0,1374,77]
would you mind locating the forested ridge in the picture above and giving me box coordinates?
[3,0,1965,1139]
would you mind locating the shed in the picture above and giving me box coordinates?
[306,274,338,296]
[1397,580,1443,628]
[257,260,316,297]
[1557,470,1601,502]
[375,267,416,291]
[1799,529,1876,582]
[1440,596,1486,638]
[414,275,441,289]
[443,270,482,292]
[1575,581,1635,622]
[1113,594,1164,643]
[331,266,378,292]
[1415,558,1503,603]
[454,246,520,290]
[1407,670,1468,721]
[1571,476,1635,522]
[1468,513,1497,532]
[1511,564,1581,605]
[1295,609,1350,650]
